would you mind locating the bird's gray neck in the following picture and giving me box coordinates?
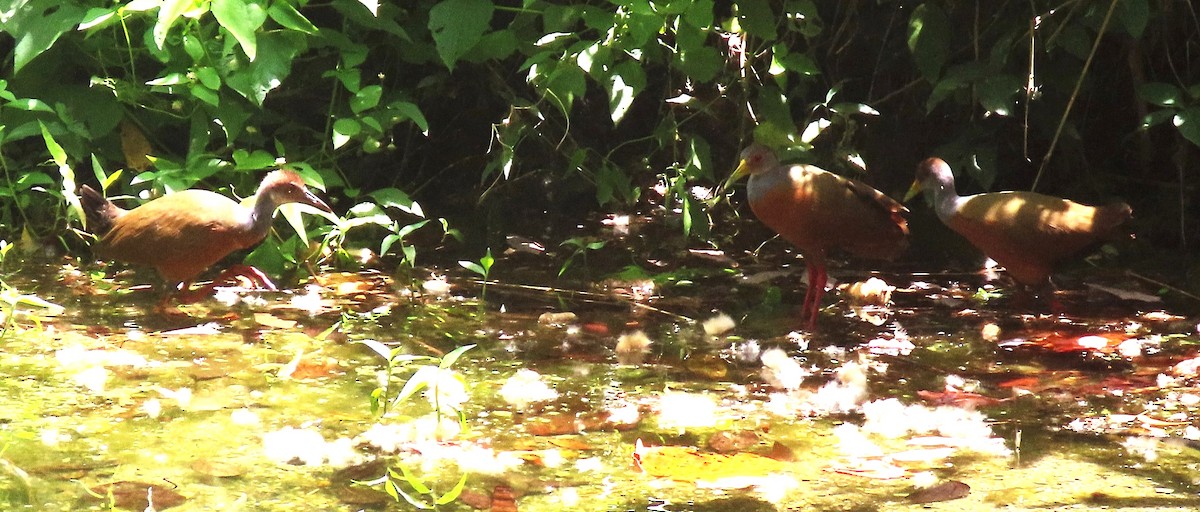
[928,177,962,224]
[245,193,279,240]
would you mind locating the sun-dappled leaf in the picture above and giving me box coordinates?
[1173,107,1200,148]
[428,0,494,70]
[907,4,950,81]
[736,0,777,40]
[211,0,267,61]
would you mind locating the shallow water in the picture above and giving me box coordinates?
[0,249,1198,511]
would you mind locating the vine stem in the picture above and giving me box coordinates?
[1031,0,1119,191]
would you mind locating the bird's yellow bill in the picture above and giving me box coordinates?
[902,180,923,203]
[717,159,752,197]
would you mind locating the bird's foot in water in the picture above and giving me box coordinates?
[212,265,279,291]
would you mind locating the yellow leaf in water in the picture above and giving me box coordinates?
[635,443,789,482]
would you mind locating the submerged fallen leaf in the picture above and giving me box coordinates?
[333,485,391,506]
[707,430,760,453]
[191,458,247,478]
[254,312,297,329]
[908,480,970,503]
[88,481,186,510]
[537,312,578,326]
[635,443,789,482]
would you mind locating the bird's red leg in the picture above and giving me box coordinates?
[801,262,820,323]
[213,264,279,291]
[805,263,827,329]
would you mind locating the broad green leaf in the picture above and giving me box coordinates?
[9,0,88,74]
[439,344,475,369]
[1174,107,1200,149]
[1139,109,1175,130]
[190,84,220,106]
[77,8,117,31]
[978,74,1023,117]
[370,187,424,217]
[1117,0,1148,39]
[153,0,193,51]
[683,0,714,27]
[542,62,586,116]
[268,1,319,34]
[390,101,429,136]
[195,66,222,89]
[428,0,494,70]
[676,47,722,83]
[907,3,949,81]
[1137,82,1181,107]
[354,339,394,362]
[224,32,305,105]
[608,60,646,124]
[332,118,361,149]
[926,62,984,112]
[211,0,268,61]
[737,0,777,40]
[38,122,67,167]
[435,472,470,505]
[350,85,382,113]
[231,149,276,170]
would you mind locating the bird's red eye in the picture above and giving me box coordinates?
[752,154,762,163]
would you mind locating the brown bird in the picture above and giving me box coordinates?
[904,157,1131,286]
[722,144,909,328]
[80,170,333,300]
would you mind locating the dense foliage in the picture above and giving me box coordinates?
[1,0,1197,276]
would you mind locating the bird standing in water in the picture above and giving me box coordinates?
[80,170,333,301]
[722,144,910,328]
[904,157,1131,287]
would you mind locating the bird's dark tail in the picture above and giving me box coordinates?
[79,185,124,236]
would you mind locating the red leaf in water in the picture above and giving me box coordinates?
[997,376,1041,389]
[490,485,518,512]
[88,481,186,510]
[908,480,970,503]
[917,389,1004,409]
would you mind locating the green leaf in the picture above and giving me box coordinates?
[978,74,1023,117]
[459,260,485,276]
[190,84,220,106]
[737,0,777,40]
[332,118,361,149]
[38,122,67,167]
[268,1,319,34]
[428,0,494,70]
[370,187,424,217]
[1117,0,1148,39]
[231,149,276,170]
[195,66,222,90]
[435,472,470,505]
[907,3,950,81]
[224,32,305,105]
[683,0,714,27]
[153,0,193,51]
[1139,109,1175,130]
[1174,107,1200,149]
[1137,82,1181,107]
[542,62,586,116]
[390,101,429,136]
[211,0,268,61]
[439,344,475,369]
[8,0,87,74]
[608,61,646,124]
[351,85,382,113]
[355,339,395,362]
[926,62,984,112]
[676,47,722,83]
